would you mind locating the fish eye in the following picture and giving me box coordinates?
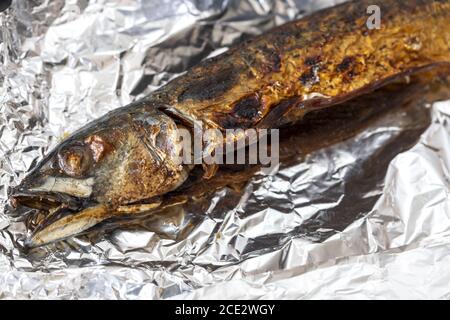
[58,144,93,178]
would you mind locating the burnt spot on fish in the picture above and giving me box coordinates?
[299,56,322,86]
[177,65,238,102]
[336,56,356,72]
[215,113,253,129]
[336,55,366,82]
[304,55,321,66]
[215,95,264,129]
[299,66,320,86]
[231,94,262,120]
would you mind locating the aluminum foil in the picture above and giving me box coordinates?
[1,0,450,299]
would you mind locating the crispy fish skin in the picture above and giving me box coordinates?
[155,0,450,129]
[9,0,450,246]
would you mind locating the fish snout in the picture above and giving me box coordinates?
[9,180,83,212]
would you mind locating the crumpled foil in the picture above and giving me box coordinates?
[1,0,450,300]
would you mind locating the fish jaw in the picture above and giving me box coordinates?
[26,176,95,199]
[9,178,102,247]
[9,166,92,212]
[26,204,111,247]
[25,200,163,247]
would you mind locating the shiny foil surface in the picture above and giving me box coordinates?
[1,0,450,299]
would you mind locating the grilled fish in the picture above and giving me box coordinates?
[9,0,450,246]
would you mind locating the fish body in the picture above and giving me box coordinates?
[156,0,450,129]
[9,0,450,246]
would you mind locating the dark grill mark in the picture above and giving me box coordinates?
[299,66,320,86]
[336,56,355,72]
[232,94,261,120]
[177,66,237,102]
[216,114,254,129]
[215,94,263,130]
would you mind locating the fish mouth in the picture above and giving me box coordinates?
[9,188,82,212]
[10,193,101,248]
[9,187,163,248]
[9,186,101,248]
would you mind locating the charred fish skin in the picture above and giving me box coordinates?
[156,0,450,129]
[11,103,191,247]
[14,103,189,206]
[9,0,450,246]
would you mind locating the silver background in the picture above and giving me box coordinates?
[1,0,450,299]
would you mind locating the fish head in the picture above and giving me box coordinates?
[11,106,189,207]
[9,105,191,246]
